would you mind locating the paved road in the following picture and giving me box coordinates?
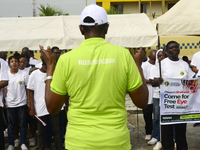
[5,94,200,149]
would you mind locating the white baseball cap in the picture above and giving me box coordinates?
[80,4,108,26]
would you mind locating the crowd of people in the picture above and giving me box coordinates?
[141,41,200,150]
[0,47,68,150]
[0,4,199,150]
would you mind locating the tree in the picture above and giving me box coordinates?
[38,4,69,16]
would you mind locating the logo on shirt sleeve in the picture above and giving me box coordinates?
[18,81,23,85]
[180,71,185,76]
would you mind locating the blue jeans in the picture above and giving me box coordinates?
[7,105,27,146]
[152,98,160,141]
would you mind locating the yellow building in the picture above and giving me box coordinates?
[96,0,179,18]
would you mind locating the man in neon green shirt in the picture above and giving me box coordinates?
[40,4,148,150]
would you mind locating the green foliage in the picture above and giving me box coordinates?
[106,6,119,14]
[38,4,69,16]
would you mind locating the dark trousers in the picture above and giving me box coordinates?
[45,110,65,148]
[142,104,153,135]
[7,105,27,146]
[162,123,188,150]
[0,107,5,150]
[37,114,63,150]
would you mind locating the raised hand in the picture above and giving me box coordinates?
[39,45,56,69]
[129,47,145,67]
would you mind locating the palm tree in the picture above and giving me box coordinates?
[38,4,69,16]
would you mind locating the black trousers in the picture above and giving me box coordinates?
[142,104,153,135]
[162,123,188,150]
[0,107,5,150]
[37,114,63,150]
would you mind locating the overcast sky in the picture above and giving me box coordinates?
[0,0,96,17]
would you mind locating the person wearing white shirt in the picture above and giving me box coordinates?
[141,50,157,141]
[19,55,30,74]
[0,58,9,150]
[27,58,63,150]
[18,54,37,147]
[148,49,165,149]
[29,50,39,67]
[6,56,29,150]
[157,41,194,150]
[191,51,200,74]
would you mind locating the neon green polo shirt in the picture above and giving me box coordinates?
[51,38,142,150]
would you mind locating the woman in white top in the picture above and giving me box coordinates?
[6,55,29,150]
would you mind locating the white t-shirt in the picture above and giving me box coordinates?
[35,62,42,68]
[24,66,31,74]
[142,61,154,104]
[155,58,195,79]
[149,64,160,99]
[191,51,200,70]
[29,57,39,66]
[27,69,49,117]
[6,69,28,108]
[0,59,9,107]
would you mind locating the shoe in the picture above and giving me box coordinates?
[7,145,15,150]
[148,138,158,145]
[153,141,162,150]
[29,138,36,146]
[14,139,19,147]
[145,134,151,141]
[21,144,28,150]
[174,143,177,149]
[193,123,200,127]
[4,131,8,137]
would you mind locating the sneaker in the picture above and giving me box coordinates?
[14,139,19,147]
[174,143,177,149]
[21,144,28,150]
[153,141,162,150]
[148,138,158,145]
[145,134,152,141]
[4,131,8,137]
[193,123,200,127]
[29,138,36,147]
[7,145,15,150]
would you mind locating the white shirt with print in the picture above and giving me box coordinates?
[155,58,195,79]
[6,69,28,107]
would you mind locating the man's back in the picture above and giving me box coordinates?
[51,38,142,150]
[41,4,148,150]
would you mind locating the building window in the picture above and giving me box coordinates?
[141,3,147,13]
[168,3,175,10]
[113,4,123,14]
